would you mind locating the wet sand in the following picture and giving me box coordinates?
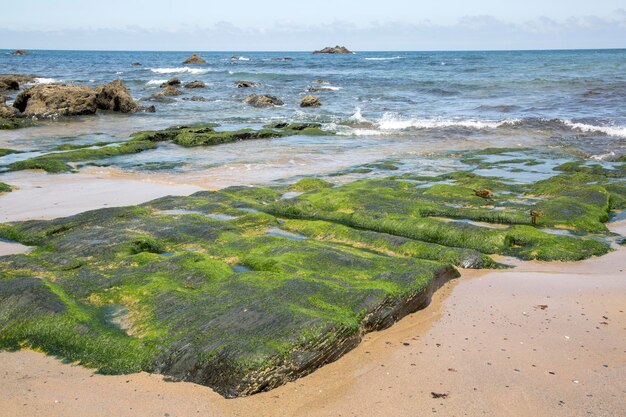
[1,215,624,416]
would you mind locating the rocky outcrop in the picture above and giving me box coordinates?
[11,50,28,56]
[160,78,181,87]
[235,81,260,88]
[243,94,283,107]
[156,86,183,97]
[13,80,141,117]
[13,85,98,117]
[300,95,321,108]
[95,79,141,113]
[184,81,206,89]
[131,62,142,66]
[313,46,352,54]
[0,74,37,91]
[182,54,207,64]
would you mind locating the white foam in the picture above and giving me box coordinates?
[349,108,368,123]
[365,56,403,61]
[150,67,210,75]
[146,79,168,86]
[377,113,508,130]
[32,77,58,84]
[563,120,626,138]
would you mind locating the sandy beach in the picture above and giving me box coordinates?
[1,184,623,417]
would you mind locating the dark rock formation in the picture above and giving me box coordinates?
[160,78,181,87]
[313,46,352,54]
[0,74,37,91]
[184,81,206,89]
[95,79,141,113]
[300,95,321,108]
[235,81,260,88]
[10,50,28,56]
[131,62,142,66]
[307,87,334,93]
[182,54,207,64]
[243,94,283,107]
[13,80,140,117]
[271,57,294,61]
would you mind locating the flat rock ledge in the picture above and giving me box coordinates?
[156,265,458,398]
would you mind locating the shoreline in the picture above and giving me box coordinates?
[1,220,624,416]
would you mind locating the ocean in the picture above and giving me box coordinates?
[1,49,626,181]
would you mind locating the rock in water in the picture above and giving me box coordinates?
[10,50,28,56]
[157,86,183,97]
[300,95,321,107]
[243,94,284,107]
[182,54,207,64]
[95,79,141,113]
[0,74,38,91]
[235,80,260,88]
[313,45,353,54]
[160,78,181,87]
[184,81,206,89]
[13,80,140,117]
[131,62,142,66]
[13,85,98,117]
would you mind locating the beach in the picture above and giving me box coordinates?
[1,48,626,415]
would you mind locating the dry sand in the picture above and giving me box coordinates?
[1,216,624,416]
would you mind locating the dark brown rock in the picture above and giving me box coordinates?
[131,62,142,66]
[312,46,352,54]
[0,74,38,91]
[184,81,206,89]
[95,79,141,113]
[243,94,283,108]
[160,78,181,87]
[10,50,28,56]
[235,81,260,88]
[300,95,322,108]
[182,54,207,64]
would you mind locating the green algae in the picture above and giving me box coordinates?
[0,148,21,157]
[0,182,12,193]
[0,148,623,397]
[8,141,158,173]
[0,117,35,130]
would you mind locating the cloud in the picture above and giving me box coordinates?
[1,12,625,51]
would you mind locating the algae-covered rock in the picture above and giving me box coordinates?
[160,78,181,87]
[313,46,353,54]
[95,79,141,113]
[184,81,206,89]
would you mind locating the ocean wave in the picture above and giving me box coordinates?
[146,79,168,86]
[562,120,626,138]
[150,67,211,75]
[32,77,58,84]
[377,114,509,130]
[365,56,403,61]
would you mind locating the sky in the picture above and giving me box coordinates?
[1,0,625,50]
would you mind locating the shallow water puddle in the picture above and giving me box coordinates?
[266,228,308,240]
[0,239,33,256]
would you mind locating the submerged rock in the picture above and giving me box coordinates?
[184,81,206,89]
[160,78,181,87]
[313,45,353,54]
[235,80,260,88]
[182,54,207,64]
[131,62,142,66]
[243,94,283,107]
[183,96,208,102]
[300,95,321,108]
